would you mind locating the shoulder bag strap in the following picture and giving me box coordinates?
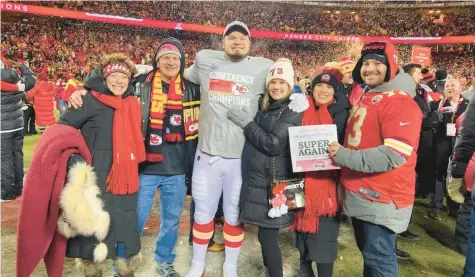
[272,104,288,182]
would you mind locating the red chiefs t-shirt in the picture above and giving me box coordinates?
[341,90,423,208]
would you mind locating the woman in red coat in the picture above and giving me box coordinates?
[27,72,56,130]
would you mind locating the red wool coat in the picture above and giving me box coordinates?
[16,124,92,277]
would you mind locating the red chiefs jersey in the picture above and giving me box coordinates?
[341,90,422,208]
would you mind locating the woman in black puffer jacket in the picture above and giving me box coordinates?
[227,58,301,277]
[59,53,145,277]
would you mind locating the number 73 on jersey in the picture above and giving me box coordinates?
[347,106,367,147]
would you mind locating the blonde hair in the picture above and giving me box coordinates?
[324,61,344,75]
[100,53,137,76]
[260,84,293,112]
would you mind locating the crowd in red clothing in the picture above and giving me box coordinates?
[19,1,475,36]
[2,13,474,87]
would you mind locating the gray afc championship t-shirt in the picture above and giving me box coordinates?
[188,49,273,158]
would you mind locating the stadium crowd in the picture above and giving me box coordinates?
[19,0,475,36]
[1,15,474,85]
[2,3,475,277]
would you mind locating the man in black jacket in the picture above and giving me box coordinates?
[430,78,469,220]
[403,64,442,200]
[134,38,200,277]
[1,59,36,201]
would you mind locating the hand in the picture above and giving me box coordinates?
[134,64,153,77]
[68,90,87,109]
[227,106,254,129]
[329,141,340,158]
[434,111,444,123]
[288,93,309,113]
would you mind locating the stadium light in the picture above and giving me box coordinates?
[436,10,441,13]
[335,11,340,14]
[429,10,434,13]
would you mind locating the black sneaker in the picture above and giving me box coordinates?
[157,261,180,277]
[398,230,420,240]
[396,248,410,260]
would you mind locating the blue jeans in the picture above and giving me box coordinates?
[137,174,187,263]
[463,189,475,277]
[352,218,398,277]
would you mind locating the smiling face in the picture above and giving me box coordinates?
[313,83,335,105]
[105,72,129,96]
[444,79,462,100]
[268,79,291,101]
[157,53,180,82]
[361,59,387,88]
[222,31,251,61]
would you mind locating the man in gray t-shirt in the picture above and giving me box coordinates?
[187,48,272,158]
[185,21,309,277]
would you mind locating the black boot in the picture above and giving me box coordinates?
[398,230,420,240]
[298,258,315,277]
[1,186,17,201]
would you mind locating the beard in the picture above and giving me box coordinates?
[226,51,248,62]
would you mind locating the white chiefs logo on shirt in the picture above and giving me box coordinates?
[231,83,250,96]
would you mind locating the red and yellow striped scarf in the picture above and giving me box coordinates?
[146,70,184,162]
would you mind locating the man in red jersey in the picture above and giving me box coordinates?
[328,41,422,277]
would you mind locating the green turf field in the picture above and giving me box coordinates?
[16,134,467,277]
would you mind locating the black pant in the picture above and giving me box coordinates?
[189,193,223,246]
[23,105,36,134]
[299,251,334,277]
[454,192,473,255]
[258,227,282,277]
[1,130,24,200]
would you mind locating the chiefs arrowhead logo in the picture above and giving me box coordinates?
[170,114,182,126]
[371,95,383,104]
[321,74,331,83]
[150,134,162,146]
[231,82,250,96]
[188,122,198,132]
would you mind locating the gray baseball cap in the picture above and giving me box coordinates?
[223,21,251,37]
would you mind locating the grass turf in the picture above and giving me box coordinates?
[17,134,466,276]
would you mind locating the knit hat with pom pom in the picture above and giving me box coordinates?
[266,58,295,88]
[311,66,343,92]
